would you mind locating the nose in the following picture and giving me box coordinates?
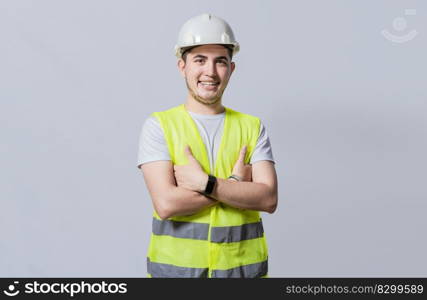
[204,60,217,77]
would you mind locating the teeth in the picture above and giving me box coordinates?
[200,82,218,86]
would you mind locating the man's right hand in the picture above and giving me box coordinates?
[230,145,252,182]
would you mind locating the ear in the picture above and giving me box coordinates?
[230,61,236,74]
[177,59,186,78]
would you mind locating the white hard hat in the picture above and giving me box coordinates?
[174,13,240,58]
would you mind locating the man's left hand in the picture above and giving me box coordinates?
[173,145,208,193]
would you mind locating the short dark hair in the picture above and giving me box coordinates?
[181,45,233,62]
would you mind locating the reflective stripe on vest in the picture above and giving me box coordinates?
[152,217,264,243]
[210,221,264,243]
[211,259,268,278]
[147,258,208,278]
[152,218,209,240]
[148,258,267,278]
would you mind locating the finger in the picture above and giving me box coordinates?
[238,145,247,163]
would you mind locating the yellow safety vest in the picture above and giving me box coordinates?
[147,104,269,278]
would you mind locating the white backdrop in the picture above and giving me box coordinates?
[1,0,426,277]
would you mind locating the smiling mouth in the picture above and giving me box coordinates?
[198,81,220,87]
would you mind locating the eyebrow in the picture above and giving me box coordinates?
[192,54,229,61]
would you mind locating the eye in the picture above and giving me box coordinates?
[217,60,227,65]
[194,59,204,63]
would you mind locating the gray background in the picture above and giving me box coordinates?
[1,0,426,277]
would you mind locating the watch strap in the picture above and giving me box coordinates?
[204,175,217,195]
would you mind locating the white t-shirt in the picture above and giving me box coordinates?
[137,111,275,170]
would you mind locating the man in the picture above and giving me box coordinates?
[137,13,278,278]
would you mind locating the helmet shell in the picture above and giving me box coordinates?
[175,13,240,58]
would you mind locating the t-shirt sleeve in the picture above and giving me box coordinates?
[250,121,275,164]
[137,115,171,169]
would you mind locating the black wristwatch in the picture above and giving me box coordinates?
[204,175,217,195]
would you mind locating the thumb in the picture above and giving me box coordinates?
[238,145,247,164]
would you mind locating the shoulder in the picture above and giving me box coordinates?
[138,115,166,146]
[141,115,161,132]
[226,107,260,123]
[151,105,183,119]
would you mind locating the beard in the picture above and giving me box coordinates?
[185,79,225,105]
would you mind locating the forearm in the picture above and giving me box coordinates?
[160,186,216,219]
[210,178,277,213]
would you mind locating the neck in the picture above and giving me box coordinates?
[184,95,225,115]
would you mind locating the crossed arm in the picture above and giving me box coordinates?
[140,146,278,220]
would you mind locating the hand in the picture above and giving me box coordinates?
[230,145,252,182]
[173,145,208,192]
